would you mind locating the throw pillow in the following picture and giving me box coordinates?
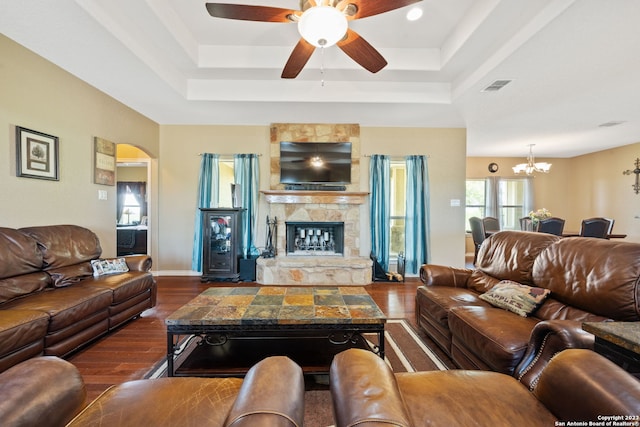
[91,258,129,277]
[479,280,550,317]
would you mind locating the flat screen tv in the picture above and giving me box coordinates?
[280,142,352,185]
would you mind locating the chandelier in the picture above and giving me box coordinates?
[512,144,552,175]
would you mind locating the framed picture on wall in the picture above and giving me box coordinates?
[94,137,116,186]
[16,126,59,181]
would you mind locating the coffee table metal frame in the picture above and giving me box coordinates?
[166,322,385,377]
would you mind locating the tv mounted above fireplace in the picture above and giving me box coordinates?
[279,142,351,185]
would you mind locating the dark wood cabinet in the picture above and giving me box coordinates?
[200,208,244,282]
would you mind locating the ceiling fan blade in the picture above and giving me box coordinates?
[337,29,387,73]
[282,38,316,79]
[206,3,298,23]
[337,0,422,20]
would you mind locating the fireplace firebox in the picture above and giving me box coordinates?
[286,222,344,256]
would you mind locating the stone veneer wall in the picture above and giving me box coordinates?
[257,123,372,285]
[269,123,361,190]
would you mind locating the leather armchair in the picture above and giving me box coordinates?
[0,356,305,427]
[330,348,640,427]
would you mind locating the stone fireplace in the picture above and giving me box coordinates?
[255,123,372,285]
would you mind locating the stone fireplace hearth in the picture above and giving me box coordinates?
[256,190,371,285]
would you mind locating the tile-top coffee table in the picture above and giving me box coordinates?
[165,286,386,377]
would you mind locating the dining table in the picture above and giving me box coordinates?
[561,232,627,239]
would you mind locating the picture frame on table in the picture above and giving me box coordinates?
[15,126,59,181]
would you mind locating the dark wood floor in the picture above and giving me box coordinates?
[68,277,425,400]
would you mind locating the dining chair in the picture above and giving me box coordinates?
[519,217,534,231]
[580,217,612,239]
[482,217,500,236]
[469,217,486,265]
[604,217,615,235]
[537,217,565,236]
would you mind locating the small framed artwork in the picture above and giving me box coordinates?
[16,126,59,181]
[94,137,116,186]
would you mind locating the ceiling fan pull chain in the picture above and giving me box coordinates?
[320,46,325,87]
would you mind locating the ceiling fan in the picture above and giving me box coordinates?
[205,0,422,79]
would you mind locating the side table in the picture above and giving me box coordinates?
[582,322,640,376]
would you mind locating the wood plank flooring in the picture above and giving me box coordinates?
[68,277,426,401]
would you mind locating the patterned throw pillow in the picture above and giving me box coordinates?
[479,280,550,317]
[91,258,129,277]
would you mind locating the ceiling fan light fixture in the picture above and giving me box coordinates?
[298,6,348,48]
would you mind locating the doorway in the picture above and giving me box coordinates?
[116,145,151,256]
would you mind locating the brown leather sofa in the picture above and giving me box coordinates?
[0,355,305,427]
[416,231,640,387]
[330,348,640,427]
[0,225,156,372]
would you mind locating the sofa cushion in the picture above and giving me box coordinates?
[534,298,610,322]
[475,231,560,287]
[0,227,43,279]
[47,263,94,288]
[0,310,49,355]
[1,287,112,332]
[448,306,540,374]
[68,377,243,426]
[466,269,502,294]
[0,272,51,304]
[395,370,557,426]
[18,225,101,269]
[417,286,489,327]
[479,281,550,317]
[90,272,155,304]
[533,237,640,321]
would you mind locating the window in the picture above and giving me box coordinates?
[219,158,235,207]
[497,178,527,230]
[120,189,141,225]
[390,161,406,258]
[465,179,486,229]
[465,177,531,231]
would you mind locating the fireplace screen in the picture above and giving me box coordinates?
[286,222,344,255]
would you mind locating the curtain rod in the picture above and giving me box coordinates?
[197,153,262,156]
[362,154,431,158]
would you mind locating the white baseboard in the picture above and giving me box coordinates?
[152,270,201,277]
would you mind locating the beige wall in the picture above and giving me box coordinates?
[158,125,271,273]
[566,143,640,242]
[0,34,159,256]
[157,126,467,273]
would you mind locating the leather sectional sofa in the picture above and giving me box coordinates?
[0,355,305,427]
[0,225,156,372]
[416,230,640,387]
[330,348,640,427]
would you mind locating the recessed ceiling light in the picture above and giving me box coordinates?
[406,7,423,21]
